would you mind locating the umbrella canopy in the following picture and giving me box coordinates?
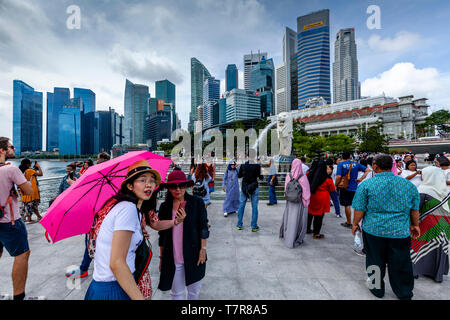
[40,151,172,243]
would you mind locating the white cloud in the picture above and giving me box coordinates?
[366,31,421,53]
[361,62,450,110]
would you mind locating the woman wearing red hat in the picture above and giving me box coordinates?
[158,169,209,300]
[84,160,185,300]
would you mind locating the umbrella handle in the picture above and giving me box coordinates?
[45,231,52,244]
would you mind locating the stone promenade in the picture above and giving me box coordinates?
[0,200,448,300]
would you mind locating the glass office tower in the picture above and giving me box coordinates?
[58,98,82,155]
[202,77,220,130]
[155,79,176,132]
[226,64,238,91]
[190,57,211,131]
[47,87,70,152]
[250,58,275,117]
[124,79,150,145]
[74,88,96,113]
[13,80,43,154]
[297,9,331,109]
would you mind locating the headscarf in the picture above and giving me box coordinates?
[307,160,329,194]
[418,166,449,212]
[227,160,236,171]
[285,158,311,207]
[391,157,398,175]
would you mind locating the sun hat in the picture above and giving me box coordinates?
[160,169,194,188]
[121,160,162,188]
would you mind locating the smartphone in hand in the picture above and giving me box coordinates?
[178,201,187,211]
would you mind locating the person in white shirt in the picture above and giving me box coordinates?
[84,160,185,300]
[436,157,450,193]
[400,160,422,188]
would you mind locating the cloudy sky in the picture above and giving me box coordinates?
[1,0,449,147]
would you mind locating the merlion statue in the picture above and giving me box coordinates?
[276,112,293,156]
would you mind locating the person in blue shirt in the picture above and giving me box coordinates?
[335,151,370,228]
[351,154,420,300]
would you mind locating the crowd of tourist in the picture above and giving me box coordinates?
[1,133,449,301]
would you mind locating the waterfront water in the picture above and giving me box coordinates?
[9,160,76,215]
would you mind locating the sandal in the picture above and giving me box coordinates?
[313,234,325,239]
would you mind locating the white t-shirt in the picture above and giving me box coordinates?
[401,170,422,188]
[93,201,143,282]
[302,163,309,176]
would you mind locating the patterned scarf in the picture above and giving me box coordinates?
[88,198,152,300]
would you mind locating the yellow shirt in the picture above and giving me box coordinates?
[22,168,40,202]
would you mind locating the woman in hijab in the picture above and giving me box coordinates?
[306,160,335,239]
[411,166,449,283]
[222,160,240,217]
[279,159,311,248]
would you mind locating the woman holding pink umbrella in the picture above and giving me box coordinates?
[84,160,185,300]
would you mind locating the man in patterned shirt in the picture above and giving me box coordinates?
[352,154,420,300]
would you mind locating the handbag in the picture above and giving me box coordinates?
[338,161,353,190]
[134,211,152,284]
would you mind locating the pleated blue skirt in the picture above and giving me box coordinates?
[84,279,131,300]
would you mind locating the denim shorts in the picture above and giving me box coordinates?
[85,279,131,300]
[0,219,30,257]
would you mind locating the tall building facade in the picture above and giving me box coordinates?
[244,51,267,91]
[155,79,176,132]
[275,63,287,114]
[124,79,150,145]
[297,9,331,109]
[47,87,70,152]
[333,28,360,103]
[97,109,113,153]
[74,88,96,113]
[202,77,220,129]
[13,80,43,154]
[190,57,211,131]
[112,111,124,146]
[219,97,227,124]
[145,111,171,150]
[58,99,82,155]
[251,58,274,118]
[225,89,261,123]
[225,64,238,91]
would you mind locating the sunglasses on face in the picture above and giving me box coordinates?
[8,145,14,150]
[168,183,187,190]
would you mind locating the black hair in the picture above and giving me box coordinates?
[85,159,94,166]
[359,159,368,167]
[405,160,417,171]
[373,154,393,171]
[97,152,111,161]
[0,137,9,152]
[325,158,334,166]
[19,158,32,173]
[307,160,329,194]
[300,157,306,163]
[367,157,373,166]
[342,151,351,160]
[437,157,450,167]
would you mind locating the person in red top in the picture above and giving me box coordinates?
[306,160,335,239]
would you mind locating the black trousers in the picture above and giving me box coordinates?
[362,231,414,300]
[307,213,324,235]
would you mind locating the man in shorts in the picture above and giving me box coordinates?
[0,137,36,300]
[335,151,371,228]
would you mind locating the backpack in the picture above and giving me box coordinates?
[193,179,207,197]
[285,172,303,203]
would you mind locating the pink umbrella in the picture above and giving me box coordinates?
[40,151,172,243]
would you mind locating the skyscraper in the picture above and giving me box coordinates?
[190,58,211,131]
[333,28,360,103]
[47,87,70,152]
[219,97,227,124]
[124,79,150,145]
[144,111,171,150]
[225,89,261,123]
[297,9,331,109]
[275,27,298,114]
[155,79,176,132]
[202,77,220,129]
[225,64,238,91]
[244,51,268,91]
[58,98,82,155]
[12,80,43,154]
[74,88,96,113]
[112,110,124,146]
[251,58,274,118]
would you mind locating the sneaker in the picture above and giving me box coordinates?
[236,226,243,230]
[335,214,342,218]
[266,203,273,206]
[65,267,88,279]
[352,246,365,256]
[224,212,228,217]
[251,227,260,232]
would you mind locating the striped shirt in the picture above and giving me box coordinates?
[352,172,420,239]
